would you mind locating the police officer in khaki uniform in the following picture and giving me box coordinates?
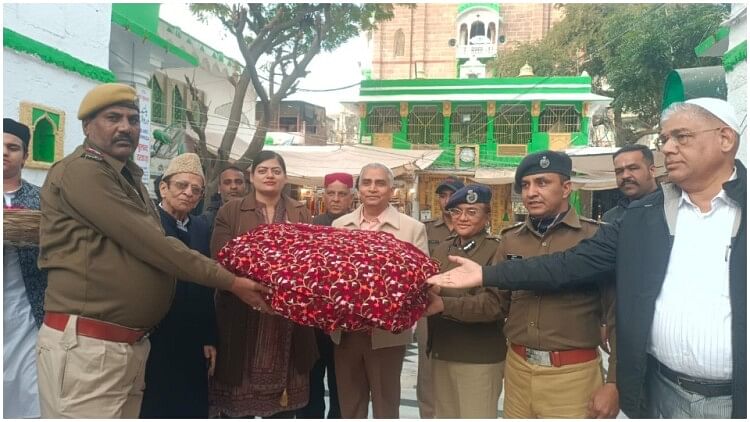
[417,175,464,418]
[424,184,509,418]
[36,83,270,418]
[494,151,618,418]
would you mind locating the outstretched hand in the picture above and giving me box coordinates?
[229,277,274,314]
[425,255,483,289]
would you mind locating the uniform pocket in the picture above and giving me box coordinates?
[59,341,105,399]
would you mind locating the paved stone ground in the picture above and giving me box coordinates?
[322,342,627,419]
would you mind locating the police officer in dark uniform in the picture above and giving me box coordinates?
[425,184,509,418]
[494,151,618,418]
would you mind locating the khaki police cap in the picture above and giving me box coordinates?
[78,83,139,120]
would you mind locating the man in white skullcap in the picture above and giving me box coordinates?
[425,98,746,419]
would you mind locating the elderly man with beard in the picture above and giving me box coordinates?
[603,144,659,223]
[426,97,746,419]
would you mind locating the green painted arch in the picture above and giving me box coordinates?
[458,3,500,15]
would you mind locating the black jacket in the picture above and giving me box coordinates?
[483,161,746,418]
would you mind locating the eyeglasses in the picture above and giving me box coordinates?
[447,207,484,218]
[171,180,204,196]
[656,127,724,151]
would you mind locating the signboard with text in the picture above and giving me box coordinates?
[136,85,151,186]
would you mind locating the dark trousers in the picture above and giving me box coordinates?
[297,329,341,419]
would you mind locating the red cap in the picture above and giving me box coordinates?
[323,172,354,188]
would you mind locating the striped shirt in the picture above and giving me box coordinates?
[649,171,738,380]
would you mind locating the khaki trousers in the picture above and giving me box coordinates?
[415,317,434,418]
[36,316,150,418]
[334,331,406,418]
[503,347,603,418]
[431,359,505,418]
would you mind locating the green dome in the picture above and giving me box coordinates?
[458,3,500,15]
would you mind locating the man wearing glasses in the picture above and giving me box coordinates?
[492,151,618,418]
[426,97,746,418]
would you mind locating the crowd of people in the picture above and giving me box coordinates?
[3,82,746,419]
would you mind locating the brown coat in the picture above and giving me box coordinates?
[210,194,318,386]
[330,204,429,349]
[39,142,234,330]
[428,232,509,364]
[495,209,617,382]
[425,218,453,256]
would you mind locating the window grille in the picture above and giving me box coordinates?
[367,106,401,134]
[451,105,486,144]
[172,87,185,127]
[148,76,166,125]
[494,105,531,145]
[394,29,405,57]
[539,105,580,133]
[407,106,443,145]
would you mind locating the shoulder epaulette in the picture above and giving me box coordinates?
[486,234,502,242]
[500,221,524,234]
[579,216,601,225]
[82,147,104,162]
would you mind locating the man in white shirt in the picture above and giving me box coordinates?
[3,118,46,418]
[426,97,746,419]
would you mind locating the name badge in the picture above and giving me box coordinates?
[506,254,523,260]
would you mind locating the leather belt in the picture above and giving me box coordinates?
[43,312,148,345]
[651,356,732,398]
[511,343,598,367]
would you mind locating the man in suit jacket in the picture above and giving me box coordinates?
[331,163,429,419]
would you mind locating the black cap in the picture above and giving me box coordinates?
[514,150,572,193]
[446,184,492,210]
[4,118,31,150]
[435,176,465,194]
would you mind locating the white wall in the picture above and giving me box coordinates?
[3,51,101,186]
[3,3,112,68]
[3,3,112,186]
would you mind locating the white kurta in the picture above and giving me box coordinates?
[3,246,41,418]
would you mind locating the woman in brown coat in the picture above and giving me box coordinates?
[209,151,318,418]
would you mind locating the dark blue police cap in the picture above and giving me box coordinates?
[445,184,492,210]
[514,150,572,193]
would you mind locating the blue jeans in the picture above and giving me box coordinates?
[645,364,732,418]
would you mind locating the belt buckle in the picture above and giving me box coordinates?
[526,348,552,366]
